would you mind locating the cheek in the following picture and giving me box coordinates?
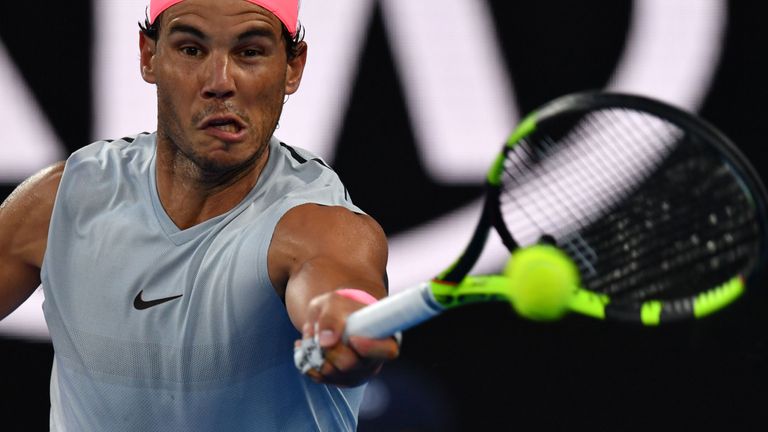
[236,73,285,114]
[242,78,279,100]
[155,69,198,114]
[156,84,191,136]
[156,60,198,97]
[254,86,286,126]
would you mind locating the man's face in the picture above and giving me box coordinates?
[140,0,305,175]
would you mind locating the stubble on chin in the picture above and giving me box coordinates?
[158,98,274,184]
[154,82,285,176]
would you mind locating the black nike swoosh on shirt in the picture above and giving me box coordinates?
[133,290,183,310]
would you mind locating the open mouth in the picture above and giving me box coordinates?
[206,118,244,133]
[197,113,248,142]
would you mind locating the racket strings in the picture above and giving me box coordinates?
[572,162,743,258]
[500,139,583,243]
[497,108,679,247]
[582,212,757,302]
[568,144,760,301]
[495,104,760,304]
[580,200,756,301]
[576,164,746,257]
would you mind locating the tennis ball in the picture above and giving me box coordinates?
[504,245,579,321]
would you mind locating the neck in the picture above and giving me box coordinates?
[154,140,270,230]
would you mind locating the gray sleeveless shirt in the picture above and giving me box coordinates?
[41,133,365,431]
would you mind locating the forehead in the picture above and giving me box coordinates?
[160,0,283,36]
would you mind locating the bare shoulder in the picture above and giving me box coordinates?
[279,204,386,246]
[0,162,65,267]
[1,162,65,209]
[268,203,388,296]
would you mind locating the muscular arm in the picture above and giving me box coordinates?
[268,203,395,385]
[0,162,64,320]
[269,204,388,326]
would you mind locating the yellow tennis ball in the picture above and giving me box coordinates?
[504,245,579,321]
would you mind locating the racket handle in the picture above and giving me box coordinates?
[294,283,445,373]
[342,282,445,341]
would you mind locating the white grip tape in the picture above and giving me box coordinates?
[343,282,445,340]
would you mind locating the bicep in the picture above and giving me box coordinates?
[0,162,63,320]
[268,204,388,330]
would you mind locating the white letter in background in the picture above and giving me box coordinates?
[92,0,158,140]
[274,0,377,161]
[0,40,63,182]
[381,0,519,183]
[608,0,728,109]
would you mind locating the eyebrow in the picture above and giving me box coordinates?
[166,24,277,44]
[168,24,208,41]
[237,28,278,43]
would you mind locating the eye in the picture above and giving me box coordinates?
[180,46,202,57]
[241,48,263,58]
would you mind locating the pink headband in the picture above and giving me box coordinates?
[149,0,299,35]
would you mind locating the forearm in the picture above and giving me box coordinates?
[284,255,386,332]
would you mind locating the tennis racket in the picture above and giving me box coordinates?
[294,91,767,372]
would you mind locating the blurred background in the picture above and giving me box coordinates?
[1,0,766,430]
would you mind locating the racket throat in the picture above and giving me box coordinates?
[440,197,501,283]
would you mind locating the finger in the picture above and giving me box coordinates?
[348,336,400,361]
[317,354,380,387]
[302,322,314,340]
[312,302,349,349]
[305,366,324,382]
[324,344,363,373]
[316,326,338,349]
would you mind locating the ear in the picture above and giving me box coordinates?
[139,33,157,84]
[285,41,307,95]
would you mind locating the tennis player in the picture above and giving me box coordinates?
[0,0,398,430]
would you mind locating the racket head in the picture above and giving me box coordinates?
[488,91,768,324]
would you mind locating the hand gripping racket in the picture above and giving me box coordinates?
[294,91,768,372]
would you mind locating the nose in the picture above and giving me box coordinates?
[201,52,235,99]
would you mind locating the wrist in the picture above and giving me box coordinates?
[335,288,378,305]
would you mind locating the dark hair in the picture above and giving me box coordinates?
[138,11,305,60]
